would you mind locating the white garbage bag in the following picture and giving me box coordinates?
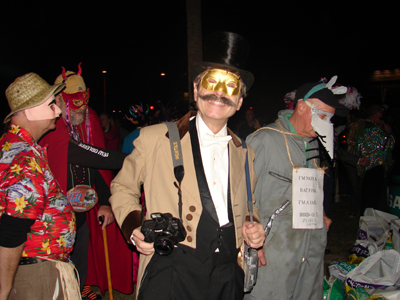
[346,250,400,294]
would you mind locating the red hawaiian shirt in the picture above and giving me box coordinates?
[0,124,76,262]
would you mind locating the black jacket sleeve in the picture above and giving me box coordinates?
[68,139,128,170]
[91,168,111,206]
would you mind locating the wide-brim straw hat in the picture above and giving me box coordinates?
[4,73,65,123]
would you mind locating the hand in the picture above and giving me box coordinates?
[323,214,332,232]
[130,227,155,255]
[358,158,370,167]
[242,221,265,249]
[97,205,115,231]
[257,247,266,267]
[382,122,392,134]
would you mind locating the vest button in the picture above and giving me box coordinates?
[186,225,192,232]
[186,214,193,221]
[189,205,196,212]
[187,236,193,242]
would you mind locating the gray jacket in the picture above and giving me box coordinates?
[245,109,327,300]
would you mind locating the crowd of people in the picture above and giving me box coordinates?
[0,31,397,300]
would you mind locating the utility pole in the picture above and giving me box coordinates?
[186,0,202,110]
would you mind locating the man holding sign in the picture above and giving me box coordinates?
[245,77,348,300]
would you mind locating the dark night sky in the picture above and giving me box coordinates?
[1,1,398,126]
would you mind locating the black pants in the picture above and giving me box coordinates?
[346,164,363,214]
[138,246,244,300]
[361,165,387,213]
[70,220,89,291]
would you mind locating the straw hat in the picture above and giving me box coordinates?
[4,73,65,123]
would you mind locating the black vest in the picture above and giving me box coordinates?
[180,119,237,263]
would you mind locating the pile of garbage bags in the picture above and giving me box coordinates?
[325,208,400,300]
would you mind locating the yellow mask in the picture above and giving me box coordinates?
[200,69,241,96]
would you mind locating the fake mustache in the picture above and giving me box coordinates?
[198,93,237,107]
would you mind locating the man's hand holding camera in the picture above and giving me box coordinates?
[130,228,155,256]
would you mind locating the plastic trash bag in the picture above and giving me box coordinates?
[328,261,357,282]
[347,216,391,265]
[346,250,400,295]
[323,276,345,300]
[391,219,400,252]
[346,286,372,300]
[364,208,399,225]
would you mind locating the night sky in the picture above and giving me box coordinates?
[1,1,398,127]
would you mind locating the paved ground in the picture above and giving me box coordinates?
[91,285,135,300]
[92,196,360,299]
[324,195,360,276]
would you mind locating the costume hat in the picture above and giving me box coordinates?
[191,31,254,91]
[294,76,349,117]
[54,63,90,111]
[4,73,65,123]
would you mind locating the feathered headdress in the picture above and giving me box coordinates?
[125,103,150,124]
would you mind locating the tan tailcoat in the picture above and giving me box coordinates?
[110,111,259,291]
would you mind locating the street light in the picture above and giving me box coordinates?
[102,70,107,112]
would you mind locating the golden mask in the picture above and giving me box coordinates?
[200,69,241,96]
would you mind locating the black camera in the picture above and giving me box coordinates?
[141,213,186,256]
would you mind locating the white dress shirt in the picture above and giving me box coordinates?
[195,113,231,226]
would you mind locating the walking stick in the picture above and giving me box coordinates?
[100,217,114,300]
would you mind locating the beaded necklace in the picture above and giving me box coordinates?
[63,106,91,187]
[69,164,91,186]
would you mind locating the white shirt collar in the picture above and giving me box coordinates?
[195,112,228,143]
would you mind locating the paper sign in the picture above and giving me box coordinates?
[292,168,324,229]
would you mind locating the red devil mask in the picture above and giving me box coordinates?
[56,63,90,111]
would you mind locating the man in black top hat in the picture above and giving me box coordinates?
[110,31,265,300]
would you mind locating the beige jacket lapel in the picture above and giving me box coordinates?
[229,140,247,207]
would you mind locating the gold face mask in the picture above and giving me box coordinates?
[200,69,241,97]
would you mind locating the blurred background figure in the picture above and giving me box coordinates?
[357,104,395,213]
[237,107,261,140]
[123,100,179,154]
[114,117,129,151]
[100,112,119,151]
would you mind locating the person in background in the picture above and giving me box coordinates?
[122,104,152,154]
[238,108,260,140]
[39,64,133,299]
[100,112,119,151]
[357,104,395,213]
[114,117,129,151]
[336,87,369,217]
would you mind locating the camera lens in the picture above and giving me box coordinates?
[154,234,174,256]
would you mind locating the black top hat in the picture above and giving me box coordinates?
[191,32,255,91]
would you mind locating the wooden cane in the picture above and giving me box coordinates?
[102,227,114,300]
